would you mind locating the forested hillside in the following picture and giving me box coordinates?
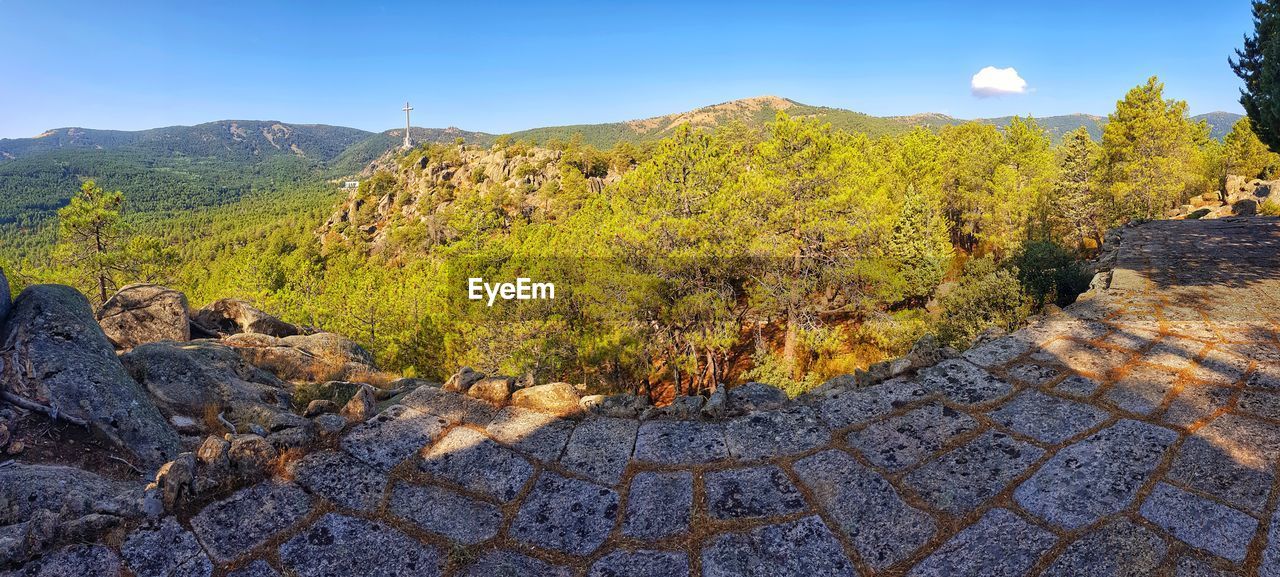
[1,83,1261,399]
[12,78,1265,399]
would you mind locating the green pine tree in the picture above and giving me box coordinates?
[1100,77,1206,220]
[890,185,953,306]
[1232,0,1280,150]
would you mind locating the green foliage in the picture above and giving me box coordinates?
[1223,117,1279,179]
[938,258,1032,348]
[30,85,1244,395]
[889,185,952,305]
[1233,0,1280,151]
[1100,77,1208,220]
[1010,241,1092,308]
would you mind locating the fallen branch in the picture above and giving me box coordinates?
[216,411,237,434]
[107,455,143,475]
[0,391,89,427]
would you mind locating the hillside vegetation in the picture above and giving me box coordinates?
[10,77,1266,399]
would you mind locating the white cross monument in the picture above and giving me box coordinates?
[402,101,414,150]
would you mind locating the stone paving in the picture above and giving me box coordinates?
[22,218,1280,576]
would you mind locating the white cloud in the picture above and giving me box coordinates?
[971,66,1028,97]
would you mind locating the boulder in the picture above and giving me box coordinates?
[702,383,727,419]
[313,413,347,436]
[304,399,338,417]
[443,367,485,394]
[150,453,196,510]
[95,284,190,350]
[196,436,230,472]
[467,376,515,406]
[227,434,278,478]
[223,332,376,382]
[191,298,297,337]
[0,285,179,469]
[120,340,294,434]
[509,382,580,417]
[642,395,705,420]
[339,385,377,422]
[0,266,10,326]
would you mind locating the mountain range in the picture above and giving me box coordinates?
[0,96,1244,232]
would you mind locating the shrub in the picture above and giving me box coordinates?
[1010,240,1092,308]
[1261,199,1280,217]
[938,257,1031,348]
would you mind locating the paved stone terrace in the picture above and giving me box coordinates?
[20,218,1280,576]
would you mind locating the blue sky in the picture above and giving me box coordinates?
[0,0,1258,138]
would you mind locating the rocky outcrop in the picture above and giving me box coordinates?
[321,145,623,251]
[223,332,376,382]
[192,298,298,337]
[0,285,179,469]
[0,463,145,566]
[96,284,191,349]
[119,340,296,435]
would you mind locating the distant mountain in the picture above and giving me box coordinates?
[0,121,374,163]
[499,96,1244,148]
[0,101,1246,235]
[1193,112,1244,140]
[504,96,947,148]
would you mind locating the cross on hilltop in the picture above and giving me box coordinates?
[402,101,413,150]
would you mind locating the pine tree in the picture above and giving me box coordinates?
[1052,127,1105,248]
[1232,0,1280,150]
[890,185,952,306]
[1100,77,1205,220]
[984,117,1055,257]
[1223,117,1279,178]
[54,180,127,303]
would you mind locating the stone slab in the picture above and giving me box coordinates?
[340,405,449,472]
[509,472,619,556]
[388,481,502,545]
[700,516,857,577]
[559,417,638,486]
[988,390,1110,444]
[227,561,280,577]
[963,335,1032,368]
[818,377,932,429]
[1053,374,1102,397]
[289,450,387,511]
[1038,518,1167,577]
[704,465,807,521]
[190,481,313,564]
[485,406,574,462]
[400,385,497,426]
[121,517,212,577]
[587,551,689,577]
[906,508,1056,577]
[919,359,1015,405]
[1166,413,1280,513]
[1140,482,1257,563]
[724,406,830,461]
[457,550,571,577]
[1014,419,1176,529]
[794,449,935,570]
[633,420,728,465]
[904,430,1045,515]
[1164,385,1235,428]
[278,513,442,577]
[419,427,533,503]
[1105,364,1180,415]
[847,402,979,471]
[622,471,692,540]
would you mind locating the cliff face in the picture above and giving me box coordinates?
[321,144,622,251]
